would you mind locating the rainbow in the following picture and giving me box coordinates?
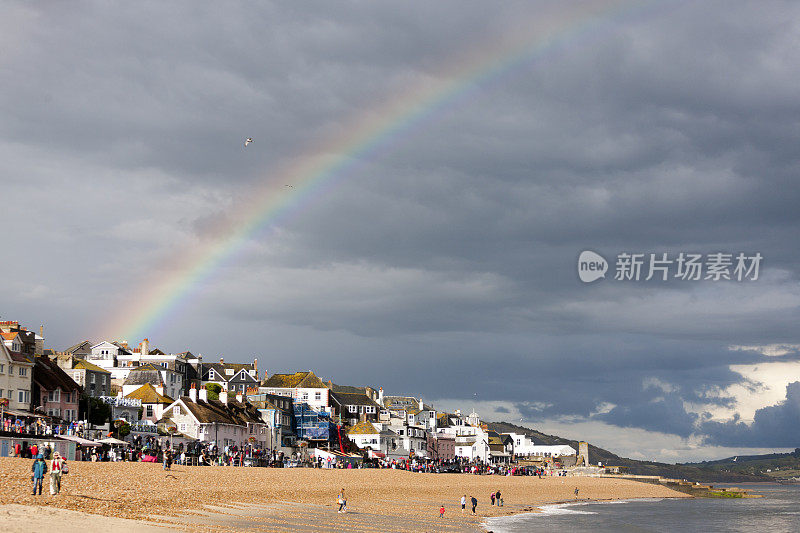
[105,0,647,341]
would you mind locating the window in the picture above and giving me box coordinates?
[365,406,376,414]
[315,391,321,401]
[225,368,234,376]
[146,405,154,417]
[19,367,26,376]
[348,405,358,414]
[18,390,30,403]
[174,406,181,416]
[301,392,308,401]
[48,389,61,402]
[102,375,107,384]
[0,364,4,373]
[208,370,215,380]
[0,389,3,397]
[90,373,96,384]
[179,424,186,432]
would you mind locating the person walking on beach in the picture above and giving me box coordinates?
[49,452,64,495]
[490,491,496,505]
[470,495,478,515]
[574,487,579,499]
[337,488,346,513]
[496,490,502,507]
[461,494,466,513]
[439,505,446,518]
[31,454,47,495]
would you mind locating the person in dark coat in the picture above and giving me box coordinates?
[31,454,47,495]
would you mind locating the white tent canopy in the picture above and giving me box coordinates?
[98,437,128,445]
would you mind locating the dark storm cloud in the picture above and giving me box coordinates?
[702,382,800,447]
[2,1,800,456]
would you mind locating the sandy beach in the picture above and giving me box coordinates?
[0,457,688,531]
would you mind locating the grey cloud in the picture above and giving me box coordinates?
[2,1,799,456]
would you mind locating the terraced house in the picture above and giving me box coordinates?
[201,358,259,394]
[33,355,80,422]
[0,339,33,412]
[162,385,269,448]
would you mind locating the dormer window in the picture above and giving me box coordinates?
[225,369,234,376]
[208,370,215,380]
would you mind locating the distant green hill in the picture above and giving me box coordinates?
[487,421,775,483]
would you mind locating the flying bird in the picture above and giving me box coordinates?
[244,137,253,147]
[285,184,294,189]
[733,456,738,462]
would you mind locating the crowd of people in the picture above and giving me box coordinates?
[2,416,89,438]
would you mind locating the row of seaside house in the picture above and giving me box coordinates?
[1,322,581,464]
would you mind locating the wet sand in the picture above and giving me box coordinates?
[0,457,688,531]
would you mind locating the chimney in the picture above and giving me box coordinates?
[141,338,149,356]
[189,383,197,403]
[121,340,128,349]
[219,390,228,405]
[198,385,207,402]
[236,392,243,403]
[40,324,44,337]
[419,398,424,410]
[155,384,164,396]
[378,387,384,405]
[253,357,257,373]
[219,356,224,364]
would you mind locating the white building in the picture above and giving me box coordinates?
[503,432,577,458]
[261,371,331,412]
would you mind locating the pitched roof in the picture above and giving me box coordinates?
[263,371,326,389]
[203,363,258,383]
[1,331,19,341]
[123,364,165,386]
[330,383,371,394]
[346,421,380,435]
[64,340,94,355]
[10,351,33,363]
[176,397,263,426]
[125,383,173,404]
[330,391,381,408]
[383,396,432,415]
[73,360,111,373]
[34,356,81,393]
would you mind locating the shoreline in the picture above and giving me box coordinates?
[0,457,689,531]
[481,496,686,529]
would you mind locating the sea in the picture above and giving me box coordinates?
[484,484,800,533]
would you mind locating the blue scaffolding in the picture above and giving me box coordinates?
[293,402,334,441]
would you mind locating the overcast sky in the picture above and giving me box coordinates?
[2,1,800,462]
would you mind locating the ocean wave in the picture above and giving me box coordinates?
[483,498,667,532]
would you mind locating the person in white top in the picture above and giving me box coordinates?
[50,452,64,495]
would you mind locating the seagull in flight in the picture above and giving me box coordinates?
[244,137,253,147]
[285,184,294,189]
[733,456,738,462]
